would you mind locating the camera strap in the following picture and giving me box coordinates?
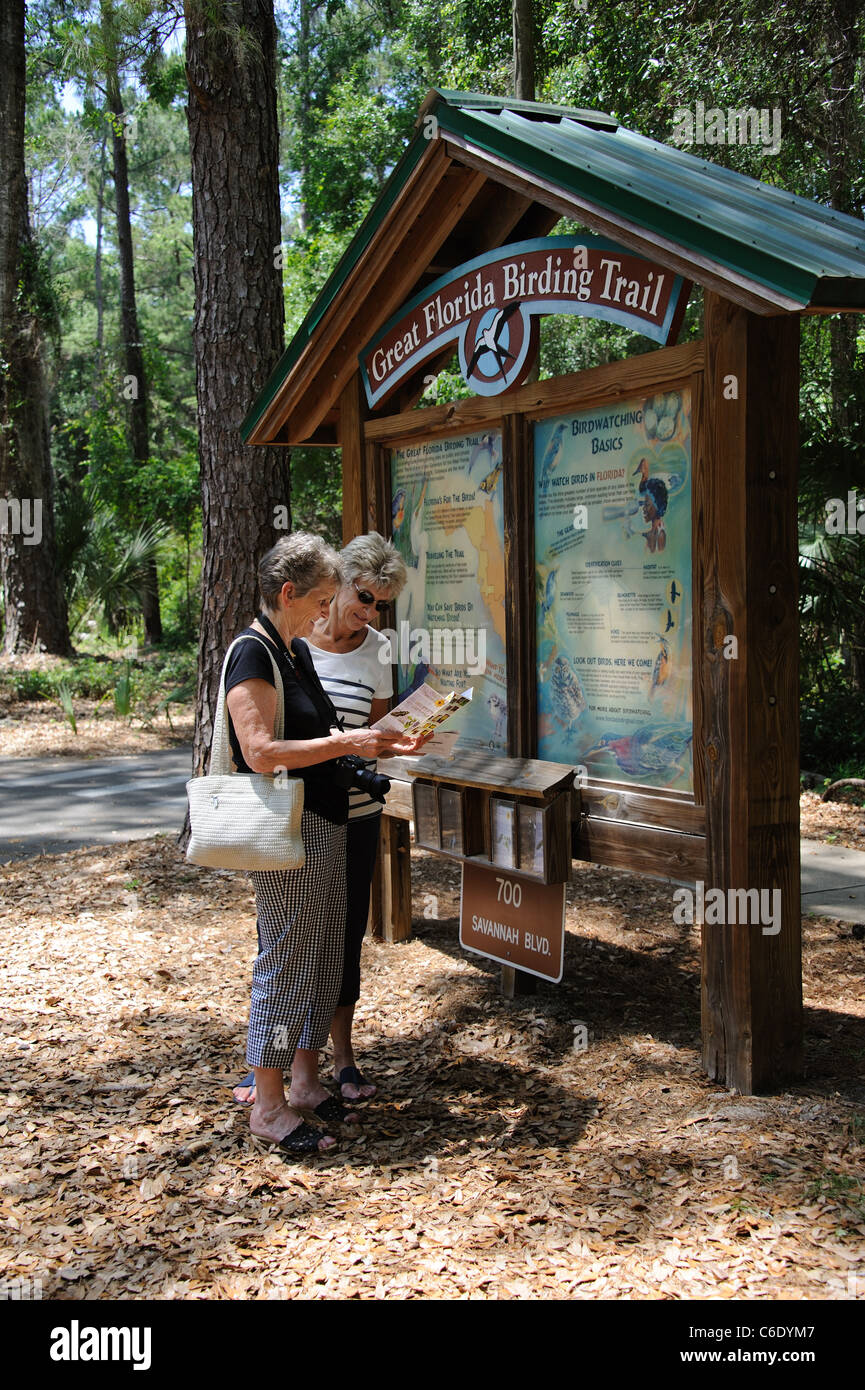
[256,612,343,733]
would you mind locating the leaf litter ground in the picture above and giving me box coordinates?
[1,836,863,1301]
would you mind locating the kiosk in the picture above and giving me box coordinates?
[243,91,865,1093]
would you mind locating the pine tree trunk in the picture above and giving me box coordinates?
[297,0,311,233]
[824,1,863,691]
[185,0,293,786]
[0,0,71,656]
[512,0,535,101]
[102,3,163,645]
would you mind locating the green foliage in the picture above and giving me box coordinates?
[55,680,78,734]
[0,645,196,712]
[289,447,343,547]
[113,660,133,715]
[800,685,865,776]
[157,532,202,649]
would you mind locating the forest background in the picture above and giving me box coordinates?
[1,0,863,783]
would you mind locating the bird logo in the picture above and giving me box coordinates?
[465,303,522,382]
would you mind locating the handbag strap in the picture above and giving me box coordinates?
[209,632,285,776]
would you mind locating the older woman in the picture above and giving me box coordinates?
[224,533,418,1157]
[234,533,419,1107]
[305,532,410,1102]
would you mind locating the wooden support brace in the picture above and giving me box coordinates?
[699,293,803,1093]
[372,815,413,944]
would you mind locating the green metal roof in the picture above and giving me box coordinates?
[442,103,865,303]
[243,90,865,442]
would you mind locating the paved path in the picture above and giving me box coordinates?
[800,838,865,925]
[0,750,863,923]
[0,749,191,861]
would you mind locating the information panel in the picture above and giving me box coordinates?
[390,430,507,752]
[534,388,693,792]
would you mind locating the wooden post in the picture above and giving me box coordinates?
[501,411,538,996]
[340,374,367,545]
[373,816,413,944]
[699,292,802,1093]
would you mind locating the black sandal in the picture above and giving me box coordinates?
[311,1094,359,1126]
[250,1123,335,1157]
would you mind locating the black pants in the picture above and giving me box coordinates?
[338,814,382,1008]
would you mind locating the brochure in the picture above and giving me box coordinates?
[373,684,473,740]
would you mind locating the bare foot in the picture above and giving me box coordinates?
[335,1064,376,1101]
[250,1098,336,1153]
[233,1076,256,1105]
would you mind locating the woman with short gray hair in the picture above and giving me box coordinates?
[223,531,422,1157]
[233,531,426,1109]
[339,530,408,595]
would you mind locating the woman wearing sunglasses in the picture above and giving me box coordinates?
[234,532,420,1108]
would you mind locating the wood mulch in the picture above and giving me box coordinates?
[0,701,195,760]
[799,791,865,852]
[1,836,863,1301]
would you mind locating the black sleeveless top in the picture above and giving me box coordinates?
[223,623,349,825]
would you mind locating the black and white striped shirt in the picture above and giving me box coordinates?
[302,627,393,820]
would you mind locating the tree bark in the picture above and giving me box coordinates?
[102,1,163,644]
[512,0,535,101]
[185,0,293,788]
[825,1,862,440]
[0,0,71,655]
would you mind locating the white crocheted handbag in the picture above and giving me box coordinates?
[186,633,305,871]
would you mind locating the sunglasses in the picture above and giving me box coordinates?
[352,579,391,613]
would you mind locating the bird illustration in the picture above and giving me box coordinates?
[402,478,429,635]
[539,567,558,623]
[669,579,681,605]
[664,608,675,633]
[465,303,522,380]
[584,724,692,784]
[487,692,507,740]
[539,422,567,485]
[550,654,587,732]
[478,457,503,495]
[392,488,406,531]
[650,637,671,697]
[468,434,496,477]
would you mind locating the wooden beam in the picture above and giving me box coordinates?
[364,340,704,443]
[699,292,802,1094]
[339,373,367,545]
[574,818,707,881]
[580,784,705,835]
[502,412,536,997]
[503,412,536,758]
[282,164,489,444]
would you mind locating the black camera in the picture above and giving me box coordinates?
[332,754,391,804]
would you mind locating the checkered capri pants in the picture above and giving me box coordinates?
[246,809,347,1069]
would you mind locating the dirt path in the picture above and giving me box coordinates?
[1,837,862,1300]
